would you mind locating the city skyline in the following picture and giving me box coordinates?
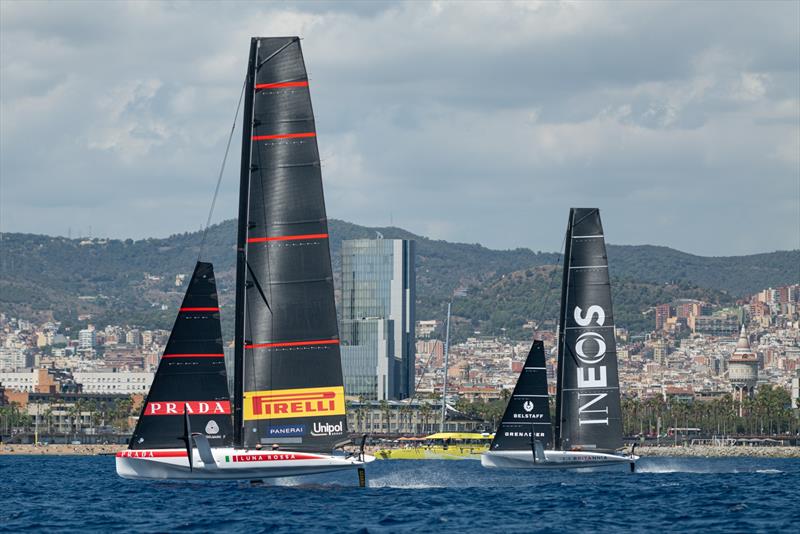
[1,1,798,256]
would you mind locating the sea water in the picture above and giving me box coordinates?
[1,456,797,532]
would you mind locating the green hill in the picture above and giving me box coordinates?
[0,219,796,338]
[450,266,736,340]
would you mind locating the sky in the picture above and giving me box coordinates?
[1,0,798,256]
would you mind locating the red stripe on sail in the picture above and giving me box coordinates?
[246,339,340,349]
[252,132,316,141]
[117,450,188,458]
[255,81,309,89]
[179,307,219,312]
[161,353,225,359]
[247,233,328,243]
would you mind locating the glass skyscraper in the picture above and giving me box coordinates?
[340,238,416,400]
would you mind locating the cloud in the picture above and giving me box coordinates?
[1,0,798,256]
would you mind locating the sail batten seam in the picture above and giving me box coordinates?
[162,353,225,359]
[255,81,309,89]
[247,233,328,243]
[246,339,340,349]
[252,132,316,141]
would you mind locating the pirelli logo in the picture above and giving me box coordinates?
[243,386,345,421]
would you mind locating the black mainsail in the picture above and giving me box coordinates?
[489,340,552,451]
[130,262,233,450]
[555,208,622,452]
[234,37,347,451]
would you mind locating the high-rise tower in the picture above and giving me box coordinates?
[340,238,416,400]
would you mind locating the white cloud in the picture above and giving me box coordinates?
[0,0,798,255]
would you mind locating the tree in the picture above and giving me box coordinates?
[378,400,391,435]
[85,400,100,433]
[42,406,54,438]
[113,397,133,431]
[420,402,433,434]
[354,397,366,434]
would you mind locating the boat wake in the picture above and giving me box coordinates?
[369,468,453,489]
[636,459,785,475]
[636,459,740,474]
[366,462,495,489]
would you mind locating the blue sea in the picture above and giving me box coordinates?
[1,456,798,533]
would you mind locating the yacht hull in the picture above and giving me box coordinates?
[481,449,637,470]
[116,448,374,480]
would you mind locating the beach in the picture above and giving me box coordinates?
[636,445,800,458]
[0,444,126,456]
[2,443,799,458]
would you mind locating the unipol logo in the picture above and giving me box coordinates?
[573,305,609,426]
[311,421,344,436]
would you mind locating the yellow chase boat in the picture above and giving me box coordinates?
[375,432,493,460]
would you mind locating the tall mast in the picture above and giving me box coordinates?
[554,212,574,449]
[233,38,258,447]
[440,302,451,433]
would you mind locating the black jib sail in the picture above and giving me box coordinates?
[555,208,623,452]
[130,262,233,450]
[489,340,553,451]
[234,37,347,451]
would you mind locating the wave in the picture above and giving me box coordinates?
[636,459,740,474]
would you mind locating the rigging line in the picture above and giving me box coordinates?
[251,118,276,404]
[253,140,274,310]
[401,307,450,408]
[244,288,258,440]
[246,260,272,313]
[403,345,440,408]
[571,208,598,233]
[256,38,298,71]
[556,212,574,445]
[197,75,248,262]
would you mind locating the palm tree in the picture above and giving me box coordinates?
[113,397,133,431]
[98,400,111,429]
[419,402,433,434]
[66,403,79,441]
[43,406,53,438]
[74,399,87,439]
[354,396,366,433]
[378,400,391,435]
[85,400,99,434]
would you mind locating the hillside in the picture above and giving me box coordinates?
[451,266,736,340]
[607,245,800,296]
[0,219,797,338]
